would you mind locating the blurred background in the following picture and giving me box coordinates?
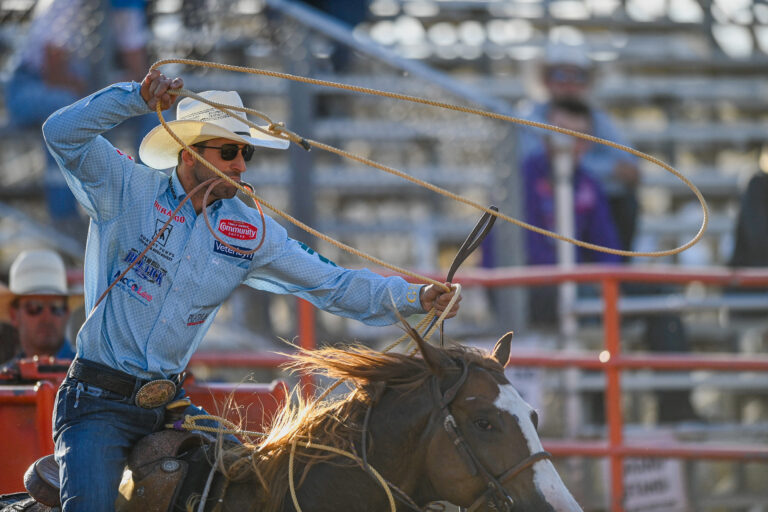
[1,0,767,510]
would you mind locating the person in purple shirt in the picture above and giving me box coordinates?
[522,99,620,325]
[522,100,700,423]
[518,43,639,258]
[523,99,621,267]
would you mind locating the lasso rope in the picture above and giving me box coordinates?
[149,58,708,511]
[149,58,709,265]
[289,438,397,512]
[168,284,460,511]
[168,413,398,511]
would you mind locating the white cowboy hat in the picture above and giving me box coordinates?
[0,250,83,322]
[543,42,593,70]
[139,90,290,170]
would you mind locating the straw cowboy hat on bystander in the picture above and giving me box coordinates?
[0,250,82,363]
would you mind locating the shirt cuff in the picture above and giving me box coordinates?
[401,283,426,315]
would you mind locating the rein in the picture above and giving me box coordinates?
[432,361,551,512]
[353,360,551,512]
[424,206,499,346]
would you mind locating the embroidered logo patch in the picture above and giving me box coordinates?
[153,220,174,247]
[112,270,153,303]
[297,241,338,267]
[124,249,167,285]
[406,284,421,304]
[218,219,258,240]
[154,200,186,223]
[187,312,209,326]
[213,240,254,261]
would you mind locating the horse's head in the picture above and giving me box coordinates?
[413,331,583,512]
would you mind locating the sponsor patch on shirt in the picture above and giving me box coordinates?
[297,241,338,267]
[406,284,421,304]
[124,249,167,285]
[186,312,210,326]
[213,240,254,261]
[218,219,258,240]
[154,200,186,223]
[112,270,153,303]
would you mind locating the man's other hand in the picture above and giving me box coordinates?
[420,282,461,319]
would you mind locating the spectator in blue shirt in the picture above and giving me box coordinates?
[5,0,152,235]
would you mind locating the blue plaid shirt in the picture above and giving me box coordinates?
[43,82,424,379]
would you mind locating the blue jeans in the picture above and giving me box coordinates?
[53,378,230,511]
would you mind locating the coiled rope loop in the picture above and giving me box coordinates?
[149,58,708,263]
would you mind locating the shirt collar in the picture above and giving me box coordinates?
[169,169,186,202]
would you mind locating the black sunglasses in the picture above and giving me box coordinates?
[546,67,590,85]
[18,300,69,317]
[194,143,255,162]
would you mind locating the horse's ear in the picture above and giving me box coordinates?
[411,327,453,376]
[395,310,451,375]
[491,331,513,367]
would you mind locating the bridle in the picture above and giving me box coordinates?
[359,359,551,512]
[430,360,552,512]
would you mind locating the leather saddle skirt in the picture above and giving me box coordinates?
[22,430,213,512]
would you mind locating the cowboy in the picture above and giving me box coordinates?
[42,69,460,510]
[0,250,81,376]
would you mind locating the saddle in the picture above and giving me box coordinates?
[23,430,213,512]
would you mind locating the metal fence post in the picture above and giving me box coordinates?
[603,277,625,511]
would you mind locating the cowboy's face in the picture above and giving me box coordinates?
[546,108,592,160]
[9,295,70,357]
[184,137,250,203]
[544,65,592,101]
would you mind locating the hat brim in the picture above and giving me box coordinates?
[139,120,290,170]
[0,287,84,323]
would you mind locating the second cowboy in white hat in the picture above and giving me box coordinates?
[0,249,82,367]
[41,68,460,510]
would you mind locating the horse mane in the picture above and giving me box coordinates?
[213,342,503,512]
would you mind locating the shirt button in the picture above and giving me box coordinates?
[186,255,191,260]
[161,319,167,324]
[173,287,179,292]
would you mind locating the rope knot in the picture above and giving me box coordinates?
[269,122,311,151]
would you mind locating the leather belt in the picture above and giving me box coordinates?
[68,358,181,409]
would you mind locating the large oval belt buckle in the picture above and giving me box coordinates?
[135,379,176,409]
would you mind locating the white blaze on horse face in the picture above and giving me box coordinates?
[495,384,582,511]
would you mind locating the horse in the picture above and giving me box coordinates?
[3,326,583,512]
[173,325,583,512]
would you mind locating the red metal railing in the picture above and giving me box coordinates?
[191,266,768,511]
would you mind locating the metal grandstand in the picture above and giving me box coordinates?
[1,0,767,509]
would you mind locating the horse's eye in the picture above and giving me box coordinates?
[474,418,493,431]
[530,410,539,429]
